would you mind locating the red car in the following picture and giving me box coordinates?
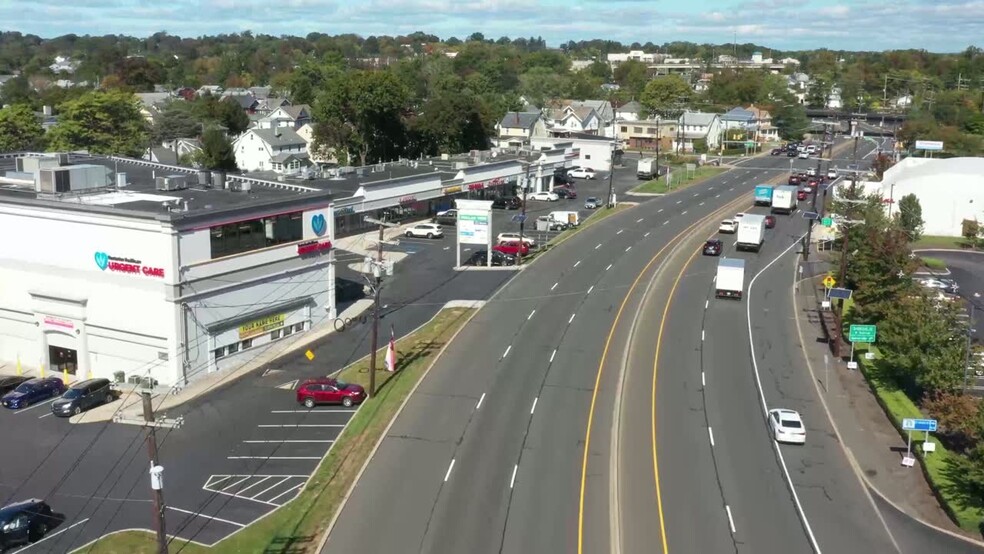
[765,215,776,228]
[788,176,800,186]
[797,190,808,201]
[296,378,366,408]
[493,241,530,256]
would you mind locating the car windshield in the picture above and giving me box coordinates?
[63,389,84,399]
[334,380,349,389]
[588,197,597,202]
[13,382,34,393]
[781,419,803,429]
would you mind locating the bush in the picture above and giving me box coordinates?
[922,391,980,451]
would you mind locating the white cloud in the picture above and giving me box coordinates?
[817,5,850,17]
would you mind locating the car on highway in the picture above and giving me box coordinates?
[797,189,808,201]
[798,151,810,159]
[492,196,522,210]
[718,219,739,234]
[0,376,30,396]
[554,186,577,199]
[788,175,800,186]
[296,377,367,408]
[1,377,66,410]
[496,232,535,246]
[569,168,596,180]
[786,149,797,157]
[769,408,806,444]
[529,191,560,202]
[771,148,781,155]
[584,196,600,209]
[702,239,723,256]
[465,250,516,266]
[827,168,838,179]
[764,215,776,229]
[405,223,443,239]
[51,378,114,417]
[0,499,56,549]
[806,167,817,177]
[494,241,531,256]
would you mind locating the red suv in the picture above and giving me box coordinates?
[797,189,808,201]
[493,241,530,256]
[296,378,366,408]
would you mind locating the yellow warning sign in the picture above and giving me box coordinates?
[823,275,836,288]
[305,350,315,361]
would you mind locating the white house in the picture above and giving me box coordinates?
[496,111,549,146]
[233,127,311,174]
[616,101,643,122]
[255,104,313,130]
[546,105,601,135]
[674,112,723,151]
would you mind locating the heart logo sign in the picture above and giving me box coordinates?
[311,214,327,236]
[94,251,109,270]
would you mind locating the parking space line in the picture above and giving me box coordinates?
[243,440,334,444]
[221,476,252,491]
[11,518,89,553]
[267,483,304,504]
[227,456,321,460]
[235,476,272,495]
[38,412,54,419]
[257,424,344,428]
[251,477,292,499]
[206,475,234,488]
[14,398,55,414]
[167,506,244,528]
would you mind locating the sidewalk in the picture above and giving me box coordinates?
[334,220,420,272]
[793,273,974,537]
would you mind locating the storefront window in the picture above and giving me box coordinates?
[210,211,303,258]
[293,323,305,333]
[270,329,283,340]
[214,348,225,359]
[227,343,239,355]
[241,338,254,350]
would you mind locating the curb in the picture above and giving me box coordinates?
[913,248,984,255]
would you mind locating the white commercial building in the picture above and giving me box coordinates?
[847,156,984,237]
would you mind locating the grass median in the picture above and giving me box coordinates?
[918,256,947,271]
[632,165,726,194]
[913,235,978,250]
[77,307,477,554]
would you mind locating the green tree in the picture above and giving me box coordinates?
[0,104,44,152]
[897,194,924,241]
[773,103,808,141]
[192,95,249,135]
[844,224,916,325]
[962,219,980,247]
[0,75,36,107]
[45,90,147,157]
[151,100,201,145]
[411,90,489,156]
[194,128,237,170]
[640,75,691,118]
[612,60,648,98]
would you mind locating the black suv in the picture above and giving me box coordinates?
[0,499,55,549]
[492,196,522,210]
[50,378,113,417]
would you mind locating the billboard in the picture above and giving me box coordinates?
[914,140,943,151]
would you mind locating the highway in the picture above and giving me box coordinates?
[322,137,923,554]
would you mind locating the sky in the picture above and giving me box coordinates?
[1,0,983,53]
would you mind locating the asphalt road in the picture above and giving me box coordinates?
[324,146,818,553]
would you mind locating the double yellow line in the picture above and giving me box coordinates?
[577,187,756,554]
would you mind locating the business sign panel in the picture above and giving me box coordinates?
[458,210,490,245]
[239,313,286,340]
[915,140,943,151]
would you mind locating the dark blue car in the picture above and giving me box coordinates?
[1,378,66,410]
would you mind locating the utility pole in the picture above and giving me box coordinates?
[143,392,168,554]
[802,124,827,262]
[362,217,397,398]
[607,144,616,209]
[518,161,531,264]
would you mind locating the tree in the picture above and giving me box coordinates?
[922,391,979,450]
[612,60,648,98]
[45,90,147,157]
[640,75,691,118]
[0,75,35,107]
[897,194,924,241]
[962,219,980,248]
[773,103,808,141]
[845,223,917,325]
[151,100,201,145]
[0,104,44,152]
[192,94,249,135]
[870,153,894,180]
[194,128,237,170]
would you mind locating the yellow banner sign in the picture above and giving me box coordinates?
[443,185,463,194]
[239,313,286,339]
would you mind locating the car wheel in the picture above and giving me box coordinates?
[426,233,433,239]
[105,393,113,404]
[405,231,412,237]
[303,397,316,409]
[73,405,81,416]
[342,397,354,407]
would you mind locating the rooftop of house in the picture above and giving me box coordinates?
[679,111,718,126]
[246,127,307,147]
[498,111,541,129]
[721,107,755,121]
[617,101,642,112]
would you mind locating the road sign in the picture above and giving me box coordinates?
[821,217,833,227]
[914,140,943,151]
[305,349,315,361]
[802,211,819,220]
[511,214,527,223]
[848,324,877,343]
[822,275,836,288]
[902,418,938,432]
[828,287,853,300]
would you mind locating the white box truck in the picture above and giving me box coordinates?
[549,211,580,227]
[637,158,657,180]
[715,258,746,300]
[771,185,797,215]
[736,214,766,252]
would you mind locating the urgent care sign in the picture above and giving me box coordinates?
[93,251,165,278]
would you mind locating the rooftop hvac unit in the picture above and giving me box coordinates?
[155,174,188,191]
[454,161,468,170]
[240,181,252,193]
[197,170,211,187]
[211,170,227,189]
[116,173,127,188]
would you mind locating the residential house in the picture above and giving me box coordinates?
[255,104,312,130]
[720,107,756,132]
[744,105,778,142]
[694,73,714,93]
[145,147,179,165]
[296,123,338,165]
[615,101,643,122]
[545,99,616,137]
[496,111,548,146]
[49,56,78,74]
[546,105,601,135]
[233,127,310,173]
[226,94,260,114]
[249,86,272,99]
[197,85,223,97]
[135,92,173,124]
[787,73,811,104]
[164,137,203,159]
[674,112,723,152]
[256,96,290,114]
[221,88,251,98]
[617,119,678,151]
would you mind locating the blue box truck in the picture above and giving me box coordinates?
[753,185,774,206]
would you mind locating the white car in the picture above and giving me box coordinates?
[827,169,837,179]
[806,167,817,177]
[769,409,806,444]
[798,151,810,159]
[584,196,600,209]
[570,168,596,180]
[718,219,739,234]
[806,145,818,154]
[530,191,560,202]
[405,223,443,239]
[496,232,535,246]
[918,278,948,290]
[734,212,746,219]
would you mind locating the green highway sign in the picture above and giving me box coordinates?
[849,324,877,343]
[745,141,756,148]
[821,217,833,227]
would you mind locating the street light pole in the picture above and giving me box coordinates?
[607,143,616,209]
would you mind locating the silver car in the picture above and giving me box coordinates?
[584,197,600,209]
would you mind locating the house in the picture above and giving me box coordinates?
[674,112,723,152]
[196,85,222,97]
[787,73,811,104]
[296,123,338,165]
[545,105,601,135]
[496,111,548,146]
[49,56,78,74]
[617,119,678,151]
[257,96,291,114]
[607,50,658,67]
[163,138,203,159]
[720,107,756,131]
[744,105,778,142]
[694,73,713,93]
[255,104,312,130]
[145,147,179,165]
[249,86,272,99]
[615,101,643,122]
[226,94,260,114]
[233,127,310,173]
[135,92,174,125]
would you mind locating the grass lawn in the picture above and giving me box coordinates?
[918,256,948,270]
[632,165,726,194]
[76,307,477,554]
[857,345,984,532]
[913,235,977,250]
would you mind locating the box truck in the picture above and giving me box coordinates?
[753,185,774,206]
[637,158,657,180]
[736,214,766,252]
[771,185,798,215]
[549,211,580,227]
[715,258,746,300]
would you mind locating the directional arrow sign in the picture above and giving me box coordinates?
[511,214,528,223]
[802,211,820,220]
[902,418,937,432]
[848,324,877,343]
